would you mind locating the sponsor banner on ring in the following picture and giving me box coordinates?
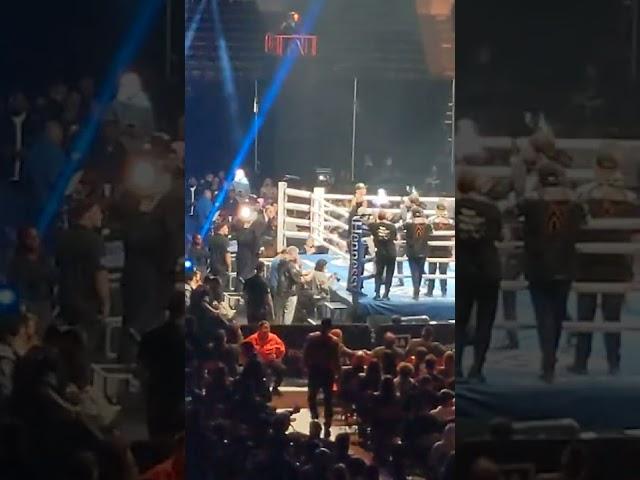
[348,216,363,293]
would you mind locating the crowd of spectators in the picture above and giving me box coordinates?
[0,70,185,479]
[186,258,456,480]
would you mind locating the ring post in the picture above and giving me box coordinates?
[312,187,325,243]
[277,181,287,252]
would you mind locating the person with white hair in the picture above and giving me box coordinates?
[110,71,155,140]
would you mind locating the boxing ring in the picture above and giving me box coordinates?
[457,135,640,430]
[275,182,455,319]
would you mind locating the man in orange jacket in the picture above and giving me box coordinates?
[245,321,287,396]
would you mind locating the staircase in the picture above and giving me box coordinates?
[186,0,267,84]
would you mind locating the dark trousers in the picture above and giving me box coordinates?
[502,252,522,346]
[265,359,286,389]
[574,293,624,369]
[407,256,426,293]
[455,278,500,376]
[427,262,449,294]
[375,254,396,296]
[308,368,334,425]
[529,280,571,373]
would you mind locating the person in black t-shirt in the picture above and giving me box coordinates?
[369,211,398,300]
[404,207,429,300]
[519,163,585,383]
[569,154,638,375]
[208,222,232,289]
[56,197,110,358]
[455,170,503,383]
[138,288,185,440]
[187,234,208,275]
[426,203,455,297]
[243,261,274,324]
[235,219,260,292]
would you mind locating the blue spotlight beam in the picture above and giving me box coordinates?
[211,0,242,145]
[199,0,325,238]
[185,0,207,55]
[38,0,165,234]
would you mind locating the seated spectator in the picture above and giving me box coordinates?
[244,321,286,396]
[429,422,455,476]
[7,227,55,334]
[405,325,447,358]
[370,376,403,466]
[394,362,416,401]
[203,329,238,378]
[439,350,455,388]
[371,332,404,364]
[0,311,38,405]
[430,389,455,422]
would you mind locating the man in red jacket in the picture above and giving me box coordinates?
[245,321,287,396]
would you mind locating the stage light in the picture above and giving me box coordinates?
[126,159,156,195]
[374,188,388,206]
[184,259,193,270]
[234,169,246,182]
[239,205,252,221]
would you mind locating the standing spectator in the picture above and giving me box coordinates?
[195,189,213,234]
[86,119,127,185]
[1,92,36,180]
[187,234,208,275]
[138,289,185,441]
[243,261,274,324]
[519,163,584,382]
[274,246,303,325]
[110,71,155,141]
[7,227,56,333]
[184,269,202,308]
[455,170,502,383]
[259,178,278,203]
[56,197,110,358]
[303,318,341,439]
[245,321,286,396]
[308,259,333,318]
[208,222,232,289]
[22,120,67,222]
[235,216,260,291]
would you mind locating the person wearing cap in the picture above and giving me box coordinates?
[569,150,638,376]
[455,169,503,383]
[55,196,110,358]
[425,202,454,297]
[518,164,585,383]
[404,206,429,300]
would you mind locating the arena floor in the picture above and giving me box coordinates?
[457,291,640,430]
[301,254,456,319]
